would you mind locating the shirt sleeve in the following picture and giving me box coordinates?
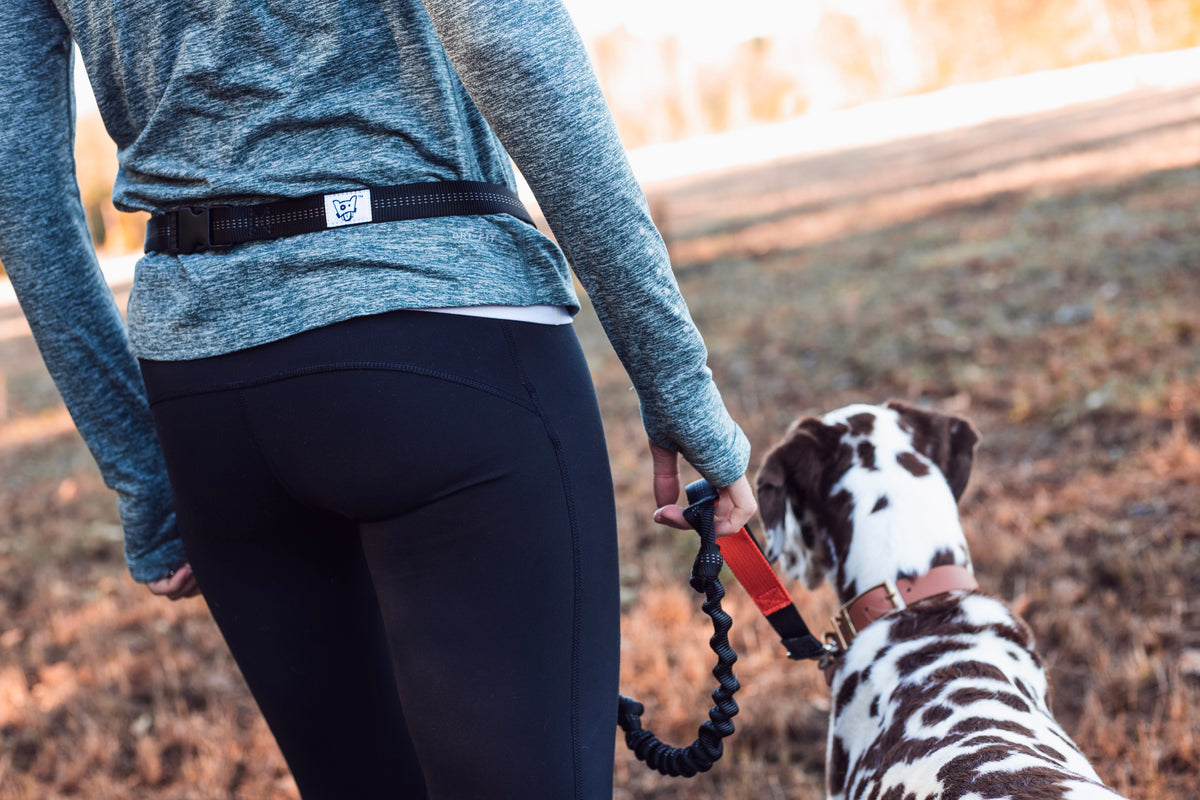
[0,0,185,582]
[419,0,750,486]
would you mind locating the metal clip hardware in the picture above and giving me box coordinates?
[817,635,842,671]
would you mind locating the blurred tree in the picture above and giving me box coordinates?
[73,112,147,255]
[74,111,114,247]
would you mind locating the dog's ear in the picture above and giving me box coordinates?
[886,401,979,502]
[755,452,787,542]
[756,418,827,537]
[756,418,838,588]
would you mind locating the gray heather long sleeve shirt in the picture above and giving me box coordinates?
[0,0,750,582]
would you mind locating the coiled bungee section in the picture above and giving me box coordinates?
[616,480,741,777]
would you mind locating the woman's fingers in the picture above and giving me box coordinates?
[713,476,757,537]
[648,442,757,537]
[146,562,201,601]
[649,441,681,508]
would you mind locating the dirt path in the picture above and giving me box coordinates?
[647,81,1200,264]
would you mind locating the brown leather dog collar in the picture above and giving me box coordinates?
[831,564,979,652]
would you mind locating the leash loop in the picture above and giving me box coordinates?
[683,481,723,591]
[616,479,741,777]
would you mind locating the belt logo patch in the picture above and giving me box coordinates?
[324,189,373,227]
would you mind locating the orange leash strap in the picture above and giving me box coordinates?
[717,524,827,661]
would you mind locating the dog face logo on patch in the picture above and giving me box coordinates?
[332,196,358,222]
[324,189,373,228]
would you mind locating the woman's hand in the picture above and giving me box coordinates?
[146,563,200,601]
[649,442,757,537]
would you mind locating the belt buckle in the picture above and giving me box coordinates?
[173,206,231,255]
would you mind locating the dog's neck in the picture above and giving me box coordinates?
[814,407,973,604]
[827,480,971,604]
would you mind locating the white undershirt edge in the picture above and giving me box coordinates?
[419,304,573,325]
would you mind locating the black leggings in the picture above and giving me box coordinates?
[139,310,620,800]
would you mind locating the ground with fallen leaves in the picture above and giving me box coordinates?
[1,81,1197,799]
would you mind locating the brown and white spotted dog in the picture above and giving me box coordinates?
[756,401,1128,800]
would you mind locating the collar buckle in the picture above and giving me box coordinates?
[831,578,906,651]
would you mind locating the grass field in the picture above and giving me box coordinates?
[2,80,1198,799]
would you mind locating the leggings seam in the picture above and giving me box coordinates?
[145,361,538,414]
[233,389,295,506]
[501,321,585,800]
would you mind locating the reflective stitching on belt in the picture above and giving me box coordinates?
[144,180,534,256]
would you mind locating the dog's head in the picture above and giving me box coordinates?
[756,401,978,596]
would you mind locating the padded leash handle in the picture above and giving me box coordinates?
[616,480,741,777]
[717,528,827,661]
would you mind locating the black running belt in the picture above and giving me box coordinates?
[144,180,535,255]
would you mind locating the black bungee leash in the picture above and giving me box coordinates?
[616,479,739,777]
[617,479,832,778]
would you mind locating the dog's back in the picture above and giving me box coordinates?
[829,588,1120,799]
[756,402,1127,800]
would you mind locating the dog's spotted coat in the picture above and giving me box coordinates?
[757,402,1127,800]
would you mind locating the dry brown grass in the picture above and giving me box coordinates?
[601,81,1200,799]
[2,81,1198,798]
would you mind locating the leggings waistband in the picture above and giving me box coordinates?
[138,308,574,406]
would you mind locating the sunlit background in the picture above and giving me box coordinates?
[569,0,1200,137]
[66,0,1200,258]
